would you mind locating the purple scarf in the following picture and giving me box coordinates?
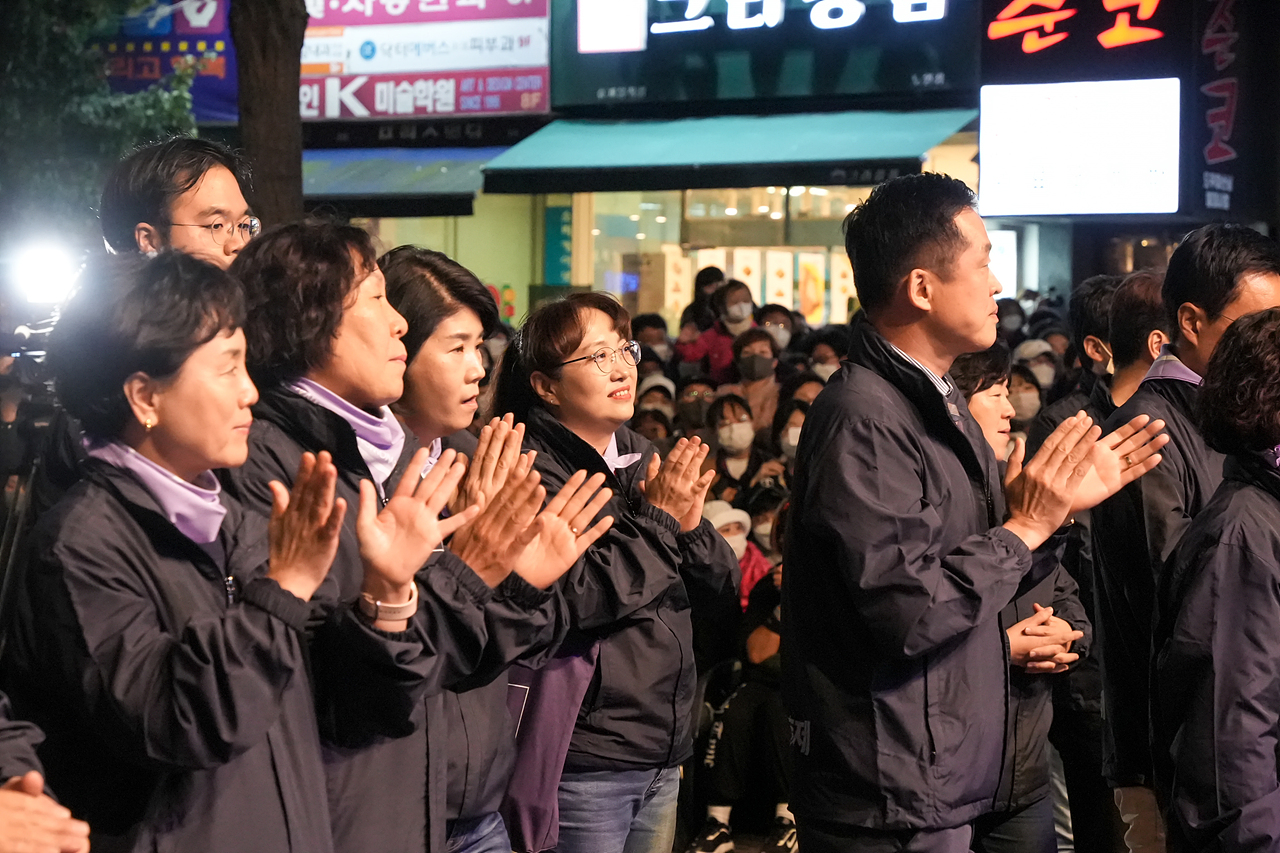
[289,378,406,495]
[84,439,226,544]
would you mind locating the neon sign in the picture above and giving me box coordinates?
[987,0,1163,54]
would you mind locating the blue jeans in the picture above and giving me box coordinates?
[557,766,680,853]
[445,811,510,853]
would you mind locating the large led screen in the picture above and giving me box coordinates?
[979,77,1181,216]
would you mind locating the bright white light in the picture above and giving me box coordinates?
[845,203,857,212]
[757,205,771,213]
[766,187,776,194]
[579,0,647,52]
[655,215,668,223]
[809,187,829,196]
[789,186,806,196]
[15,243,79,305]
[979,78,1181,216]
[635,233,647,240]
[725,207,738,216]
[629,214,640,221]
[591,228,601,236]
[770,211,784,220]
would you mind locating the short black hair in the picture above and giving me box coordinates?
[769,398,810,455]
[379,246,500,363]
[631,408,672,436]
[757,304,793,326]
[1109,270,1170,369]
[695,266,725,290]
[709,280,752,319]
[52,252,245,440]
[100,137,252,255]
[949,344,1012,401]
[231,219,377,388]
[804,325,851,359]
[1198,306,1280,456]
[1068,274,1122,364]
[632,313,668,336]
[843,172,976,315]
[708,393,751,429]
[1164,223,1280,335]
[778,370,826,402]
[732,327,778,360]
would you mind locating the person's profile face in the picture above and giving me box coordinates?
[400,307,486,443]
[311,262,409,410]
[152,166,254,270]
[966,379,1014,458]
[927,208,1002,355]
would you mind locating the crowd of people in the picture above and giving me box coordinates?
[0,138,1275,853]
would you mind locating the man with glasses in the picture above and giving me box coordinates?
[99,137,259,270]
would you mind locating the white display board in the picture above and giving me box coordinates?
[979,77,1181,216]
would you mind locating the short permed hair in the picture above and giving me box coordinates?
[231,219,377,387]
[1198,307,1280,456]
[1164,223,1280,336]
[843,172,976,315]
[379,246,500,363]
[52,252,245,439]
[99,137,251,255]
[732,327,779,360]
[949,343,1012,401]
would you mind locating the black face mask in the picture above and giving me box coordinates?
[737,354,774,382]
[677,399,712,430]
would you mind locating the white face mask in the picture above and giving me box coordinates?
[1009,390,1042,421]
[764,325,792,350]
[485,337,508,363]
[781,425,802,460]
[725,301,754,323]
[753,522,773,547]
[1029,363,1056,390]
[640,402,675,421]
[812,362,839,382]
[722,532,749,561]
[717,422,755,453]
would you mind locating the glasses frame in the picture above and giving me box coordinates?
[170,215,263,246]
[560,340,642,374]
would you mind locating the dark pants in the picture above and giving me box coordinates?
[1049,677,1127,853]
[704,680,791,806]
[971,797,1055,853]
[797,820,973,853]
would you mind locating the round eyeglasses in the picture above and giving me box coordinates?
[560,340,642,374]
[171,215,263,246]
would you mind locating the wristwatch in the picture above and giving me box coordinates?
[356,582,419,622]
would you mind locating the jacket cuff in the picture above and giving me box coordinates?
[493,571,555,608]
[239,576,312,632]
[635,498,682,537]
[676,517,722,559]
[990,525,1033,564]
[424,548,494,604]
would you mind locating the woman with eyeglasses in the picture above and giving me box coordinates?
[493,292,740,853]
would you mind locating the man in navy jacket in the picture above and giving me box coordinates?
[782,173,1167,853]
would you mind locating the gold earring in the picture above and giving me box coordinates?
[145,419,154,432]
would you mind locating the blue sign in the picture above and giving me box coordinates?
[544,206,573,285]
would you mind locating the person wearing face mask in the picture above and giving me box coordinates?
[1008,365,1044,440]
[681,267,726,336]
[675,377,717,440]
[703,501,771,611]
[634,314,675,367]
[676,281,756,385]
[687,502,797,853]
[716,329,780,434]
[746,485,788,566]
[804,326,850,383]
[636,374,678,424]
[1015,339,1062,394]
[707,395,766,506]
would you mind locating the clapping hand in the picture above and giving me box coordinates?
[0,771,90,853]
[507,471,616,589]
[267,451,347,602]
[639,438,717,532]
[451,414,531,515]
[356,448,479,608]
[450,454,548,588]
[1069,414,1168,515]
[1003,414,1099,552]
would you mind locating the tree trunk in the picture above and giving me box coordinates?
[230,0,307,226]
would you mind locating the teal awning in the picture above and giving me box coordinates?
[482,109,976,194]
[303,147,508,217]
